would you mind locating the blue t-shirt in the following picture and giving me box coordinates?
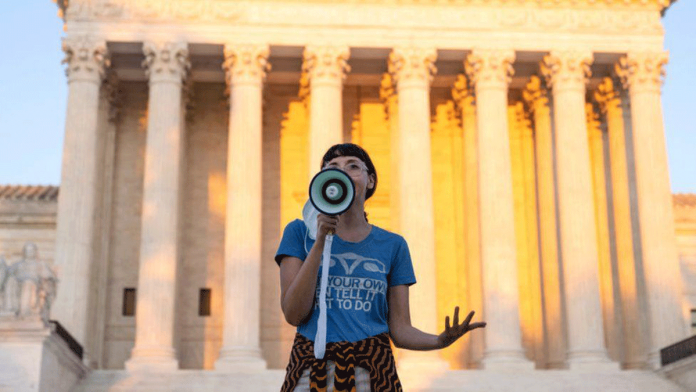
[275,219,417,344]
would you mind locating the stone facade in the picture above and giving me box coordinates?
[1,0,694,390]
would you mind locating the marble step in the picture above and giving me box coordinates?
[74,369,687,392]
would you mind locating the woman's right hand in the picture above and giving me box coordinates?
[316,213,339,241]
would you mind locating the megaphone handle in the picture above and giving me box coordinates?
[314,233,333,360]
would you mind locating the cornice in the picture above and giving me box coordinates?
[55,0,677,17]
[58,0,666,38]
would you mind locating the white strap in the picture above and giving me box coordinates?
[314,234,333,359]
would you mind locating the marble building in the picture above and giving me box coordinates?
[1,0,695,391]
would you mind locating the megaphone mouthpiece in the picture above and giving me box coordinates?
[308,168,356,216]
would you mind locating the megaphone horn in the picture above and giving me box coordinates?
[309,168,356,216]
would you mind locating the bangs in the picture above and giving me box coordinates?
[320,143,378,200]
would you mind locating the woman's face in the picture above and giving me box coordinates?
[323,156,375,204]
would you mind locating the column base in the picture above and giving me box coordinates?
[481,350,535,371]
[648,351,662,370]
[567,350,619,372]
[396,350,450,373]
[125,346,178,372]
[396,350,450,390]
[215,346,267,372]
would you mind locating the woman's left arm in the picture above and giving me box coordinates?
[387,285,486,351]
[388,285,441,351]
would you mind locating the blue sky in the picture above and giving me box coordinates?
[1,2,694,193]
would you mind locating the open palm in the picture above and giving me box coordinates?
[437,307,486,349]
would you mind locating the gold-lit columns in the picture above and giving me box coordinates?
[541,51,616,370]
[302,45,350,177]
[594,77,646,368]
[616,52,688,368]
[518,103,544,368]
[215,44,270,371]
[466,49,532,370]
[585,101,621,363]
[452,75,484,368]
[380,73,400,233]
[126,41,190,371]
[388,47,449,374]
[522,76,564,369]
[53,35,109,357]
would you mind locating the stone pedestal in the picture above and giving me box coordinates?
[0,318,89,392]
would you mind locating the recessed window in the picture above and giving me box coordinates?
[122,288,136,317]
[199,288,212,317]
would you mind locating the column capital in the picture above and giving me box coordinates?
[182,76,195,123]
[615,52,668,94]
[302,45,350,85]
[593,77,621,116]
[586,102,603,139]
[103,70,122,124]
[451,74,475,111]
[540,50,593,91]
[515,101,533,138]
[142,41,190,85]
[61,35,109,83]
[222,43,270,87]
[379,72,396,119]
[464,49,515,90]
[387,47,437,89]
[298,71,311,109]
[522,75,549,113]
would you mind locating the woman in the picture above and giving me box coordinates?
[275,143,486,392]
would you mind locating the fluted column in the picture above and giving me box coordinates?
[523,76,565,369]
[303,46,349,177]
[452,75,484,368]
[616,52,688,368]
[519,105,544,367]
[52,35,109,357]
[586,102,621,363]
[465,49,532,369]
[594,77,646,368]
[388,47,449,374]
[380,73,401,233]
[541,51,616,370]
[215,44,270,371]
[126,41,190,371]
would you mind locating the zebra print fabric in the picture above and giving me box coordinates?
[280,332,403,392]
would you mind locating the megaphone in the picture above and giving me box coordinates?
[308,168,356,216]
[303,168,355,361]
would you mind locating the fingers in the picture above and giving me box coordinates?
[468,322,487,330]
[445,315,450,331]
[317,214,339,224]
[463,310,475,326]
[316,214,339,237]
[453,306,459,327]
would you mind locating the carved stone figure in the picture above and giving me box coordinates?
[0,243,58,324]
